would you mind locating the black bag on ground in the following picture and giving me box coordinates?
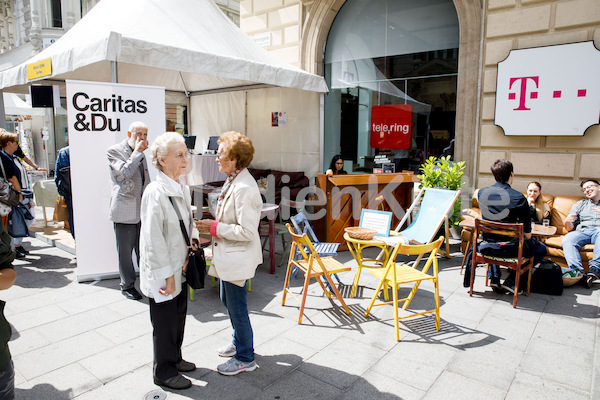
[530,260,563,296]
[169,197,207,290]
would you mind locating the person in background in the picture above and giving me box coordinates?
[55,146,74,239]
[107,121,150,300]
[477,159,547,293]
[526,181,550,224]
[0,132,34,258]
[0,216,16,399]
[14,145,46,173]
[325,154,347,177]
[563,179,600,288]
[140,132,196,390]
[196,131,262,376]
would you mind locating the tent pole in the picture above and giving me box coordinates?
[111,61,118,83]
[0,89,5,131]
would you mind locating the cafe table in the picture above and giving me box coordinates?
[344,231,409,299]
[458,218,557,272]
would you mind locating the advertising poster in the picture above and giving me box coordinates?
[66,80,165,281]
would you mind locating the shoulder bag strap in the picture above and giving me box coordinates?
[169,196,191,248]
[0,155,8,182]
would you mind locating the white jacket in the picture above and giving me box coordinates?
[139,171,196,298]
[212,168,263,282]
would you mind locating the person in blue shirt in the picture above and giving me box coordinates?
[563,179,600,288]
[55,146,74,239]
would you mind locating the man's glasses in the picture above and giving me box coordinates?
[582,185,598,193]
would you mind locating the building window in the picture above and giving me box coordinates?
[324,0,459,173]
[50,0,62,28]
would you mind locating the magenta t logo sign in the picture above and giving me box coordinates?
[495,41,600,136]
[509,76,539,110]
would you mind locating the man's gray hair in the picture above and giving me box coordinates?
[150,132,185,171]
[128,121,148,134]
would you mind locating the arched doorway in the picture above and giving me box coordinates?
[323,0,459,173]
[301,0,482,185]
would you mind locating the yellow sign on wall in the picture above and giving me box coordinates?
[27,58,52,80]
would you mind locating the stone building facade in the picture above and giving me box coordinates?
[240,0,600,196]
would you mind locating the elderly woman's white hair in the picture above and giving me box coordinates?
[150,132,185,171]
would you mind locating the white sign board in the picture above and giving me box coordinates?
[495,41,600,136]
[66,80,165,282]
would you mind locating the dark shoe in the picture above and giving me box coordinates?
[175,359,196,372]
[154,374,192,390]
[501,280,523,295]
[15,246,28,255]
[584,272,599,288]
[489,276,501,288]
[14,250,25,259]
[122,288,142,300]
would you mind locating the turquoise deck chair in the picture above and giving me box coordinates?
[394,187,460,260]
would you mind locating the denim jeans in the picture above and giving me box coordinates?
[220,280,254,363]
[562,228,600,274]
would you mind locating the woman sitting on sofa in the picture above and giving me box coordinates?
[526,181,550,223]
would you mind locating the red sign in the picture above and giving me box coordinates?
[370,104,413,149]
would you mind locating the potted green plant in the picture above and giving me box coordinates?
[417,155,465,228]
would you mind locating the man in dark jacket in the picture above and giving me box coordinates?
[55,146,73,239]
[477,159,547,293]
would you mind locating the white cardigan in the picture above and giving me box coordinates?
[139,171,196,298]
[211,168,263,283]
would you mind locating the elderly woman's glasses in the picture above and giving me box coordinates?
[175,153,190,160]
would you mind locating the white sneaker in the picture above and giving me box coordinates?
[217,343,236,357]
[217,357,257,376]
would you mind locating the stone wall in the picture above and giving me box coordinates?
[480,0,600,195]
[240,0,301,67]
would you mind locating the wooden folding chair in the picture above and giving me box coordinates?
[469,218,534,308]
[365,237,444,341]
[283,224,351,324]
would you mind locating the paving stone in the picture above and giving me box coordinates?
[258,369,342,400]
[447,339,522,391]
[300,336,386,390]
[521,338,593,390]
[423,371,505,400]
[13,331,114,380]
[476,312,536,351]
[532,313,596,351]
[78,335,153,383]
[506,371,589,400]
[15,362,103,400]
[340,369,425,399]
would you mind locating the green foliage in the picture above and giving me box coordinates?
[417,155,466,224]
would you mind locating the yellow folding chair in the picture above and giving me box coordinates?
[283,224,352,324]
[365,237,444,341]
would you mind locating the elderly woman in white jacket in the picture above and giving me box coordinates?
[196,131,262,376]
[140,132,197,391]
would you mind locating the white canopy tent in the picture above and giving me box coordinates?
[2,93,45,116]
[0,0,328,95]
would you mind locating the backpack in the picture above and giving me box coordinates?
[530,260,563,296]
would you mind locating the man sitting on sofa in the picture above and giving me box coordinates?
[563,179,600,288]
[478,159,547,293]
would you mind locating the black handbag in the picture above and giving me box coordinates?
[0,160,19,207]
[169,197,206,290]
[530,260,563,296]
